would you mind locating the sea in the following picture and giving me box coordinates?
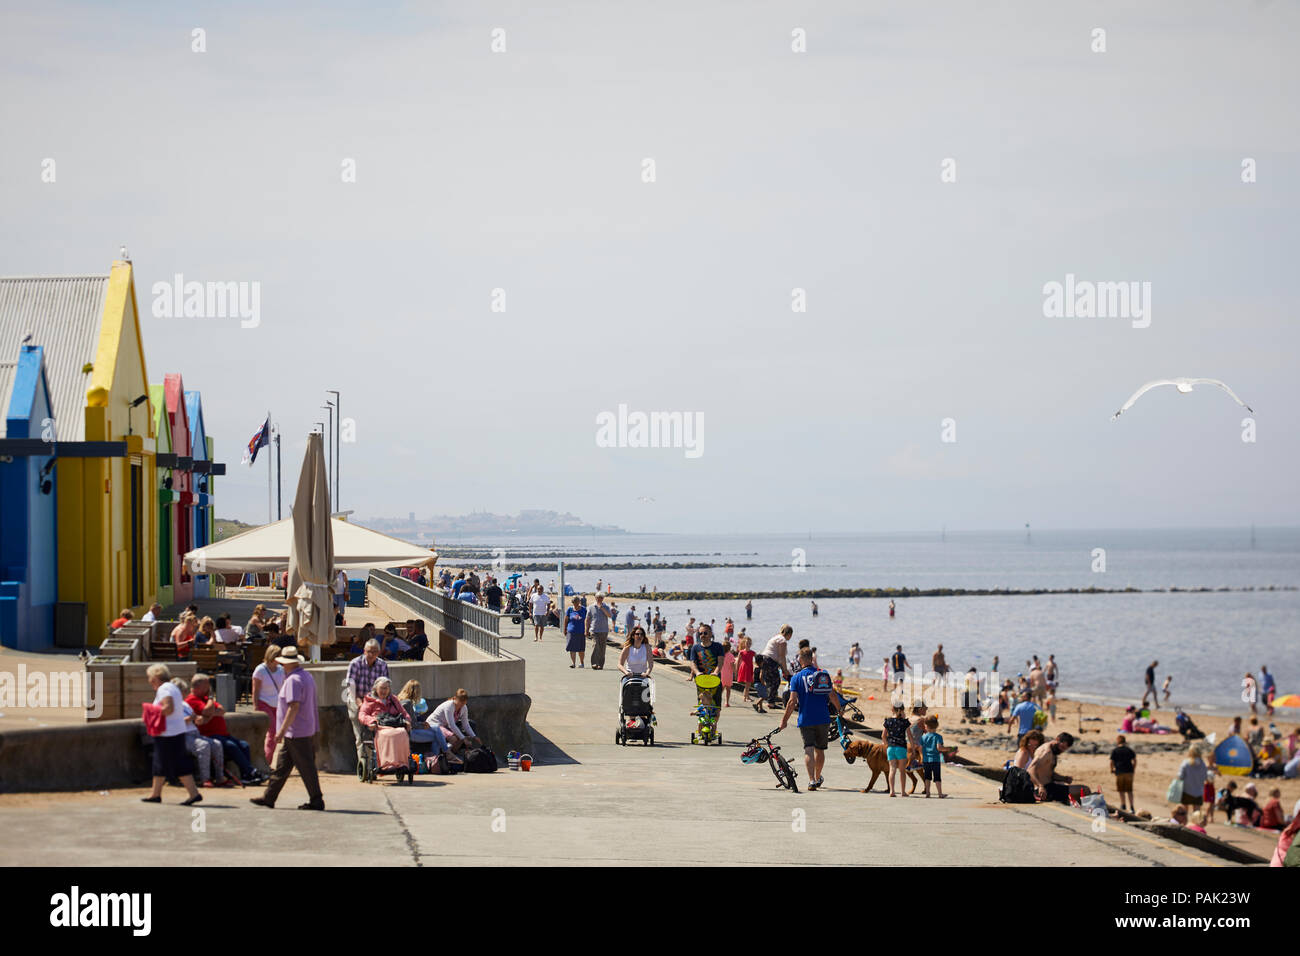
[425,528,1299,717]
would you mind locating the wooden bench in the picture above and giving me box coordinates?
[149,641,179,662]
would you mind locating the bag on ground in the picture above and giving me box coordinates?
[999,766,1036,804]
[461,747,498,773]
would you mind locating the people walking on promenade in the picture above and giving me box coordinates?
[721,639,736,707]
[251,646,324,811]
[345,639,390,761]
[737,635,755,703]
[753,626,792,712]
[781,646,839,792]
[141,664,202,806]
[251,645,285,765]
[690,624,725,734]
[586,592,614,670]
[529,582,550,641]
[565,596,587,668]
[882,702,911,798]
[619,626,654,677]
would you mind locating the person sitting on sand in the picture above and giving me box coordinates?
[1256,737,1285,776]
[1167,804,1190,827]
[1012,730,1046,770]
[1259,788,1286,830]
[1026,732,1075,803]
[1218,781,1262,826]
[1187,809,1208,834]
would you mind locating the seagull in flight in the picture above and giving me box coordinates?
[1112,378,1253,420]
[635,496,655,503]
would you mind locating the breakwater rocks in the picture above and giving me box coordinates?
[605,585,1294,601]
[477,561,784,571]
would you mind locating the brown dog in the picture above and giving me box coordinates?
[843,739,918,794]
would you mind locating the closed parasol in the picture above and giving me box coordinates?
[287,432,334,660]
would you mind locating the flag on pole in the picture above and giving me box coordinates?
[242,416,271,466]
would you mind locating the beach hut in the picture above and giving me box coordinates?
[163,374,193,606]
[0,345,58,650]
[1213,734,1253,776]
[0,262,161,646]
[150,383,176,608]
[185,390,212,598]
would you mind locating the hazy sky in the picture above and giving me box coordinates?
[2,1,1297,533]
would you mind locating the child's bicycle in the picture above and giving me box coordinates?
[691,673,721,744]
[740,728,799,792]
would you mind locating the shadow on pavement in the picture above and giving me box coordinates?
[524,727,581,766]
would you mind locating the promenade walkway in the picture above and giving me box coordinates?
[0,624,1227,866]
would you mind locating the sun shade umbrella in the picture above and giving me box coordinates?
[287,432,334,659]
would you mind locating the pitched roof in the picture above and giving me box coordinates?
[0,275,109,441]
[185,390,207,460]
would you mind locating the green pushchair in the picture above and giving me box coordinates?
[691,673,721,745]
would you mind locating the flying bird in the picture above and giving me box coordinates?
[635,496,655,503]
[1112,378,1253,421]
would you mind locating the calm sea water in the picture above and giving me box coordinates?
[431,528,1300,714]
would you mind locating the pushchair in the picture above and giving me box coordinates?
[357,718,419,784]
[691,673,721,745]
[1175,709,1206,741]
[617,674,656,746]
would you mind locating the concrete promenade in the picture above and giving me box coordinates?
[0,624,1227,866]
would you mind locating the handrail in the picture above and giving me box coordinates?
[367,569,501,658]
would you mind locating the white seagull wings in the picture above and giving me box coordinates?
[1112,377,1254,420]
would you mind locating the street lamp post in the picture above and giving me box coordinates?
[322,402,335,513]
[327,390,340,513]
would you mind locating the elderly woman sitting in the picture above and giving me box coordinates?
[396,680,462,766]
[358,677,411,731]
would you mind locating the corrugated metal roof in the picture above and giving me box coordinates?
[0,275,108,441]
[0,359,16,438]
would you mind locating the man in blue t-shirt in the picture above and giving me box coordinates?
[779,647,840,791]
[690,625,725,734]
[1007,691,1039,738]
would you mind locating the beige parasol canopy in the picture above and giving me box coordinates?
[287,432,335,651]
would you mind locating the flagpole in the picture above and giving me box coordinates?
[275,427,282,520]
[266,409,272,524]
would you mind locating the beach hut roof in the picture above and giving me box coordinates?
[0,275,109,441]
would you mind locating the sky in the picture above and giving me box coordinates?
[1,0,1297,534]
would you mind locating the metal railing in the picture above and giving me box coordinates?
[367,569,502,658]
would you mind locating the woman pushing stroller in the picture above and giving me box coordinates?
[617,626,657,746]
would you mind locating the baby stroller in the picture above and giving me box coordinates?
[617,674,656,746]
[835,691,865,722]
[357,716,419,784]
[1175,709,1206,741]
[691,673,721,745]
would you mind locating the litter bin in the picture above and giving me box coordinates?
[215,673,237,712]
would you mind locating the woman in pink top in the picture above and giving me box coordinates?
[721,644,736,707]
[736,636,756,703]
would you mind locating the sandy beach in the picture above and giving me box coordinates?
[831,672,1298,860]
